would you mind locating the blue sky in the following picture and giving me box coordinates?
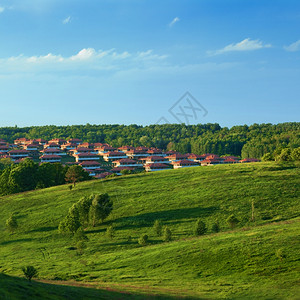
[0,0,299,127]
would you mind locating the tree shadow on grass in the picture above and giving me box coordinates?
[0,273,200,299]
[0,237,34,246]
[28,226,57,233]
[113,206,218,230]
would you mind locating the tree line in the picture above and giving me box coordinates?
[0,159,90,196]
[0,122,299,158]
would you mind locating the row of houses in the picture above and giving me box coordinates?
[0,138,260,179]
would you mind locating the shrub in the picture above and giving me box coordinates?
[106,225,115,239]
[22,266,38,282]
[211,222,220,233]
[226,214,240,229]
[163,227,172,242]
[153,220,163,236]
[76,241,87,255]
[138,234,148,246]
[194,219,207,236]
[6,214,18,233]
[276,248,286,261]
[73,227,88,242]
[89,193,113,227]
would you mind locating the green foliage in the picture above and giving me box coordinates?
[6,214,18,232]
[261,152,274,161]
[138,234,148,246]
[211,222,220,233]
[226,214,240,229]
[73,227,88,242]
[163,227,172,242]
[194,219,207,236]
[153,220,163,236]
[21,266,38,282]
[89,193,113,227]
[275,248,286,261]
[291,147,300,161]
[106,225,115,239]
[275,148,292,162]
[76,241,87,255]
[77,195,94,226]
[120,169,132,175]
[58,204,81,234]
[65,165,90,187]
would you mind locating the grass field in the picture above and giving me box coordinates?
[0,162,299,299]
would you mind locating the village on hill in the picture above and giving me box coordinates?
[0,137,260,179]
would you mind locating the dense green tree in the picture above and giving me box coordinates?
[65,165,90,187]
[22,266,38,282]
[89,193,113,227]
[194,219,207,236]
[226,214,240,229]
[6,214,18,232]
[153,220,163,236]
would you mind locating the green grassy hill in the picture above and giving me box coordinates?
[0,162,299,299]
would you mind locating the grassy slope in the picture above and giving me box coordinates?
[0,162,299,299]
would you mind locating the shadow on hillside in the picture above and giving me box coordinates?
[0,237,34,246]
[113,206,218,230]
[28,226,57,233]
[0,273,200,299]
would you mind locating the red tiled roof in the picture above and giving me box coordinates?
[40,155,61,159]
[79,161,101,166]
[9,150,29,154]
[113,158,137,164]
[172,159,198,165]
[76,153,99,157]
[145,163,170,169]
[103,151,126,157]
[112,166,135,172]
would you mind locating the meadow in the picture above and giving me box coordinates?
[0,162,299,299]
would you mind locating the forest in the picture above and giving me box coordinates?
[0,122,299,158]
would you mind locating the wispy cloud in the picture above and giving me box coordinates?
[208,38,272,56]
[62,16,71,24]
[284,40,300,52]
[0,7,5,13]
[169,17,180,27]
[0,48,168,75]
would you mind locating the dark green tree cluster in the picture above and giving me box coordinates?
[0,122,299,158]
[262,147,300,162]
[0,159,90,196]
[58,193,113,234]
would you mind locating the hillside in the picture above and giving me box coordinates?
[0,162,299,299]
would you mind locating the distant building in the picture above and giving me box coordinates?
[144,163,171,172]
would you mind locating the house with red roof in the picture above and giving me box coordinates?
[41,148,66,156]
[67,138,82,145]
[40,154,61,163]
[95,145,117,155]
[140,155,169,165]
[102,151,128,162]
[118,145,135,153]
[112,158,142,168]
[165,153,189,162]
[48,138,66,145]
[23,143,39,151]
[126,149,149,159]
[240,158,260,163]
[44,142,61,150]
[61,142,77,151]
[111,166,135,175]
[171,159,199,169]
[147,148,165,156]
[9,149,30,159]
[187,154,206,162]
[144,163,171,172]
[79,161,101,170]
[0,146,9,154]
[74,153,100,162]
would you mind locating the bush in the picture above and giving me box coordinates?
[22,266,38,282]
[153,220,163,236]
[194,219,207,236]
[73,227,88,242]
[138,234,148,246]
[226,214,240,229]
[163,227,172,242]
[76,241,87,255]
[211,222,220,233]
[106,225,115,239]
[6,214,18,233]
[89,193,113,227]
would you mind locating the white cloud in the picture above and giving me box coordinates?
[0,7,5,13]
[169,17,180,27]
[0,48,168,74]
[208,38,272,55]
[284,40,300,52]
[62,16,71,24]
